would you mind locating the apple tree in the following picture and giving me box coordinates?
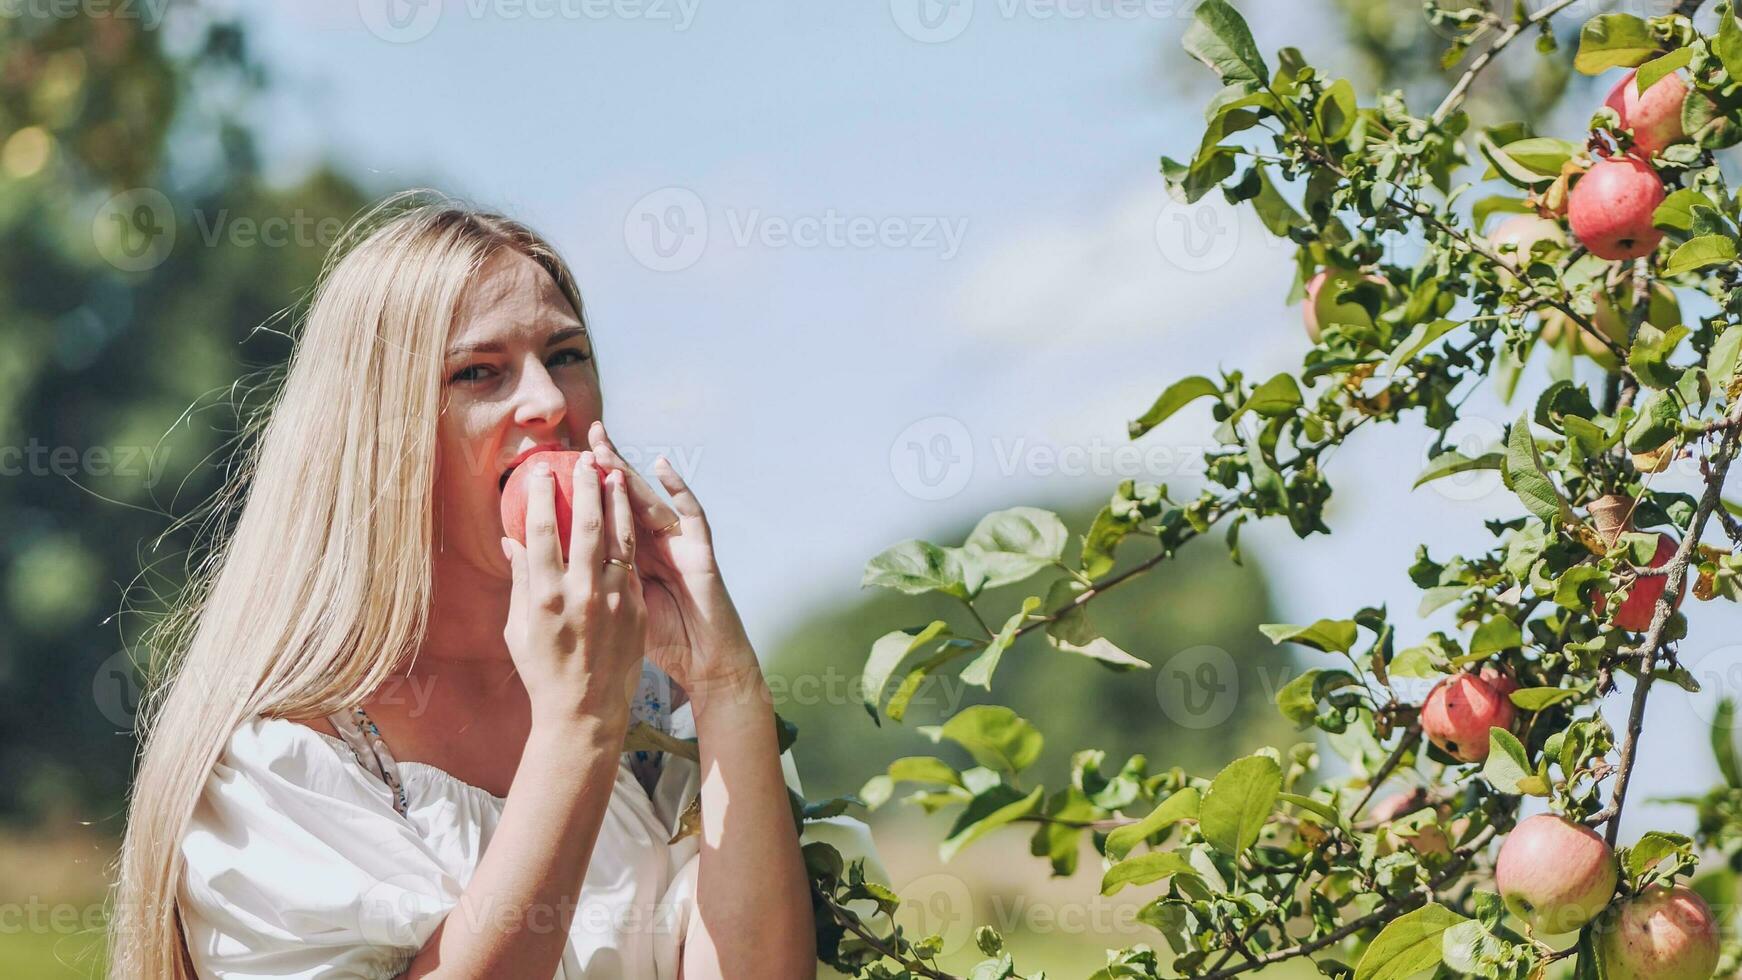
[788,1,1742,978]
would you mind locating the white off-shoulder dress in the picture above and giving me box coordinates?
[177,665,885,979]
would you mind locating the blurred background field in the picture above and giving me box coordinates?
[5,1,1740,977]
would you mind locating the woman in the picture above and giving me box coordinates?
[108,194,868,978]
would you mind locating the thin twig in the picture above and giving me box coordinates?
[1431,0,1585,124]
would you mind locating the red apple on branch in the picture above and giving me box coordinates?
[1568,155,1665,261]
[1495,813,1619,935]
[1591,532,1685,632]
[1603,69,1690,156]
[1598,884,1721,980]
[1421,666,1518,763]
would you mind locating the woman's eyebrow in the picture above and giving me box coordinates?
[446,325,587,357]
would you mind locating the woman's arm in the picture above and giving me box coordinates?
[400,706,629,980]
[679,662,816,980]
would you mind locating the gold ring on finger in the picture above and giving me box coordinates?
[603,557,635,572]
[654,517,681,536]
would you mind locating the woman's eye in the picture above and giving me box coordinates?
[448,349,589,384]
[449,364,490,383]
[551,347,592,367]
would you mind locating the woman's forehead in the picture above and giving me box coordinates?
[449,250,580,345]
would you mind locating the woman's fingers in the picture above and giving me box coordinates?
[524,461,563,588]
[501,537,526,630]
[602,469,637,568]
[588,421,679,528]
[651,456,710,550]
[568,451,605,577]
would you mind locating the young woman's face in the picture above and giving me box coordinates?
[433,248,601,573]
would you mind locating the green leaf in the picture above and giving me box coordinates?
[1626,390,1680,453]
[940,785,1046,862]
[1503,414,1574,527]
[1653,188,1717,232]
[1709,325,1742,385]
[1414,449,1502,489]
[1354,903,1469,980]
[1509,686,1584,710]
[920,705,1045,776]
[1100,851,1196,895]
[1636,47,1692,93]
[1386,318,1463,378]
[1181,0,1268,89]
[1129,375,1220,439]
[1713,698,1741,789]
[1574,14,1656,74]
[964,508,1069,588]
[1470,615,1522,655]
[1276,667,1358,728]
[1250,166,1305,236]
[1315,78,1357,141]
[1625,830,1693,879]
[1497,137,1578,176]
[1199,755,1282,856]
[861,621,950,721]
[1664,234,1738,275]
[1278,791,1343,826]
[1245,372,1304,417]
[862,541,983,599]
[1630,321,1691,389]
[1481,728,1536,794]
[1259,619,1359,654]
[959,595,1042,689]
[886,756,965,789]
[1105,788,1202,860]
[1717,6,1742,83]
[1045,580,1151,670]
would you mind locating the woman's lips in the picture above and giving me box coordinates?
[498,443,568,491]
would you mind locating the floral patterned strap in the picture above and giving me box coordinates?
[327,706,411,817]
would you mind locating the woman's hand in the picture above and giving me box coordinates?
[585,421,763,709]
[500,453,647,730]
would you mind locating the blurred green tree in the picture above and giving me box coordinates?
[0,6,370,825]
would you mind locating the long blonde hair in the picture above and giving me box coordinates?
[106,191,588,980]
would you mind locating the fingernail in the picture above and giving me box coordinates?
[533,461,551,476]
[580,451,595,468]
[500,538,511,560]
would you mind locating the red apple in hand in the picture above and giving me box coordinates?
[1302,269,1383,343]
[1496,814,1619,935]
[1592,533,1684,632]
[1421,666,1518,763]
[499,449,609,562]
[1604,69,1690,156]
[1568,156,1665,261]
[1598,884,1721,980]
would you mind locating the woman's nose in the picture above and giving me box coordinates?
[511,359,567,427]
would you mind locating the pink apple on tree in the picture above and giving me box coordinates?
[1604,69,1690,156]
[1420,666,1518,763]
[1486,213,1565,281]
[1495,813,1619,935]
[1598,884,1721,980]
[1568,155,1665,261]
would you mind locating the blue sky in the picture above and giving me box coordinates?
[229,0,1742,840]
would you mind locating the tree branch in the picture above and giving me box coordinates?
[1431,0,1585,125]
